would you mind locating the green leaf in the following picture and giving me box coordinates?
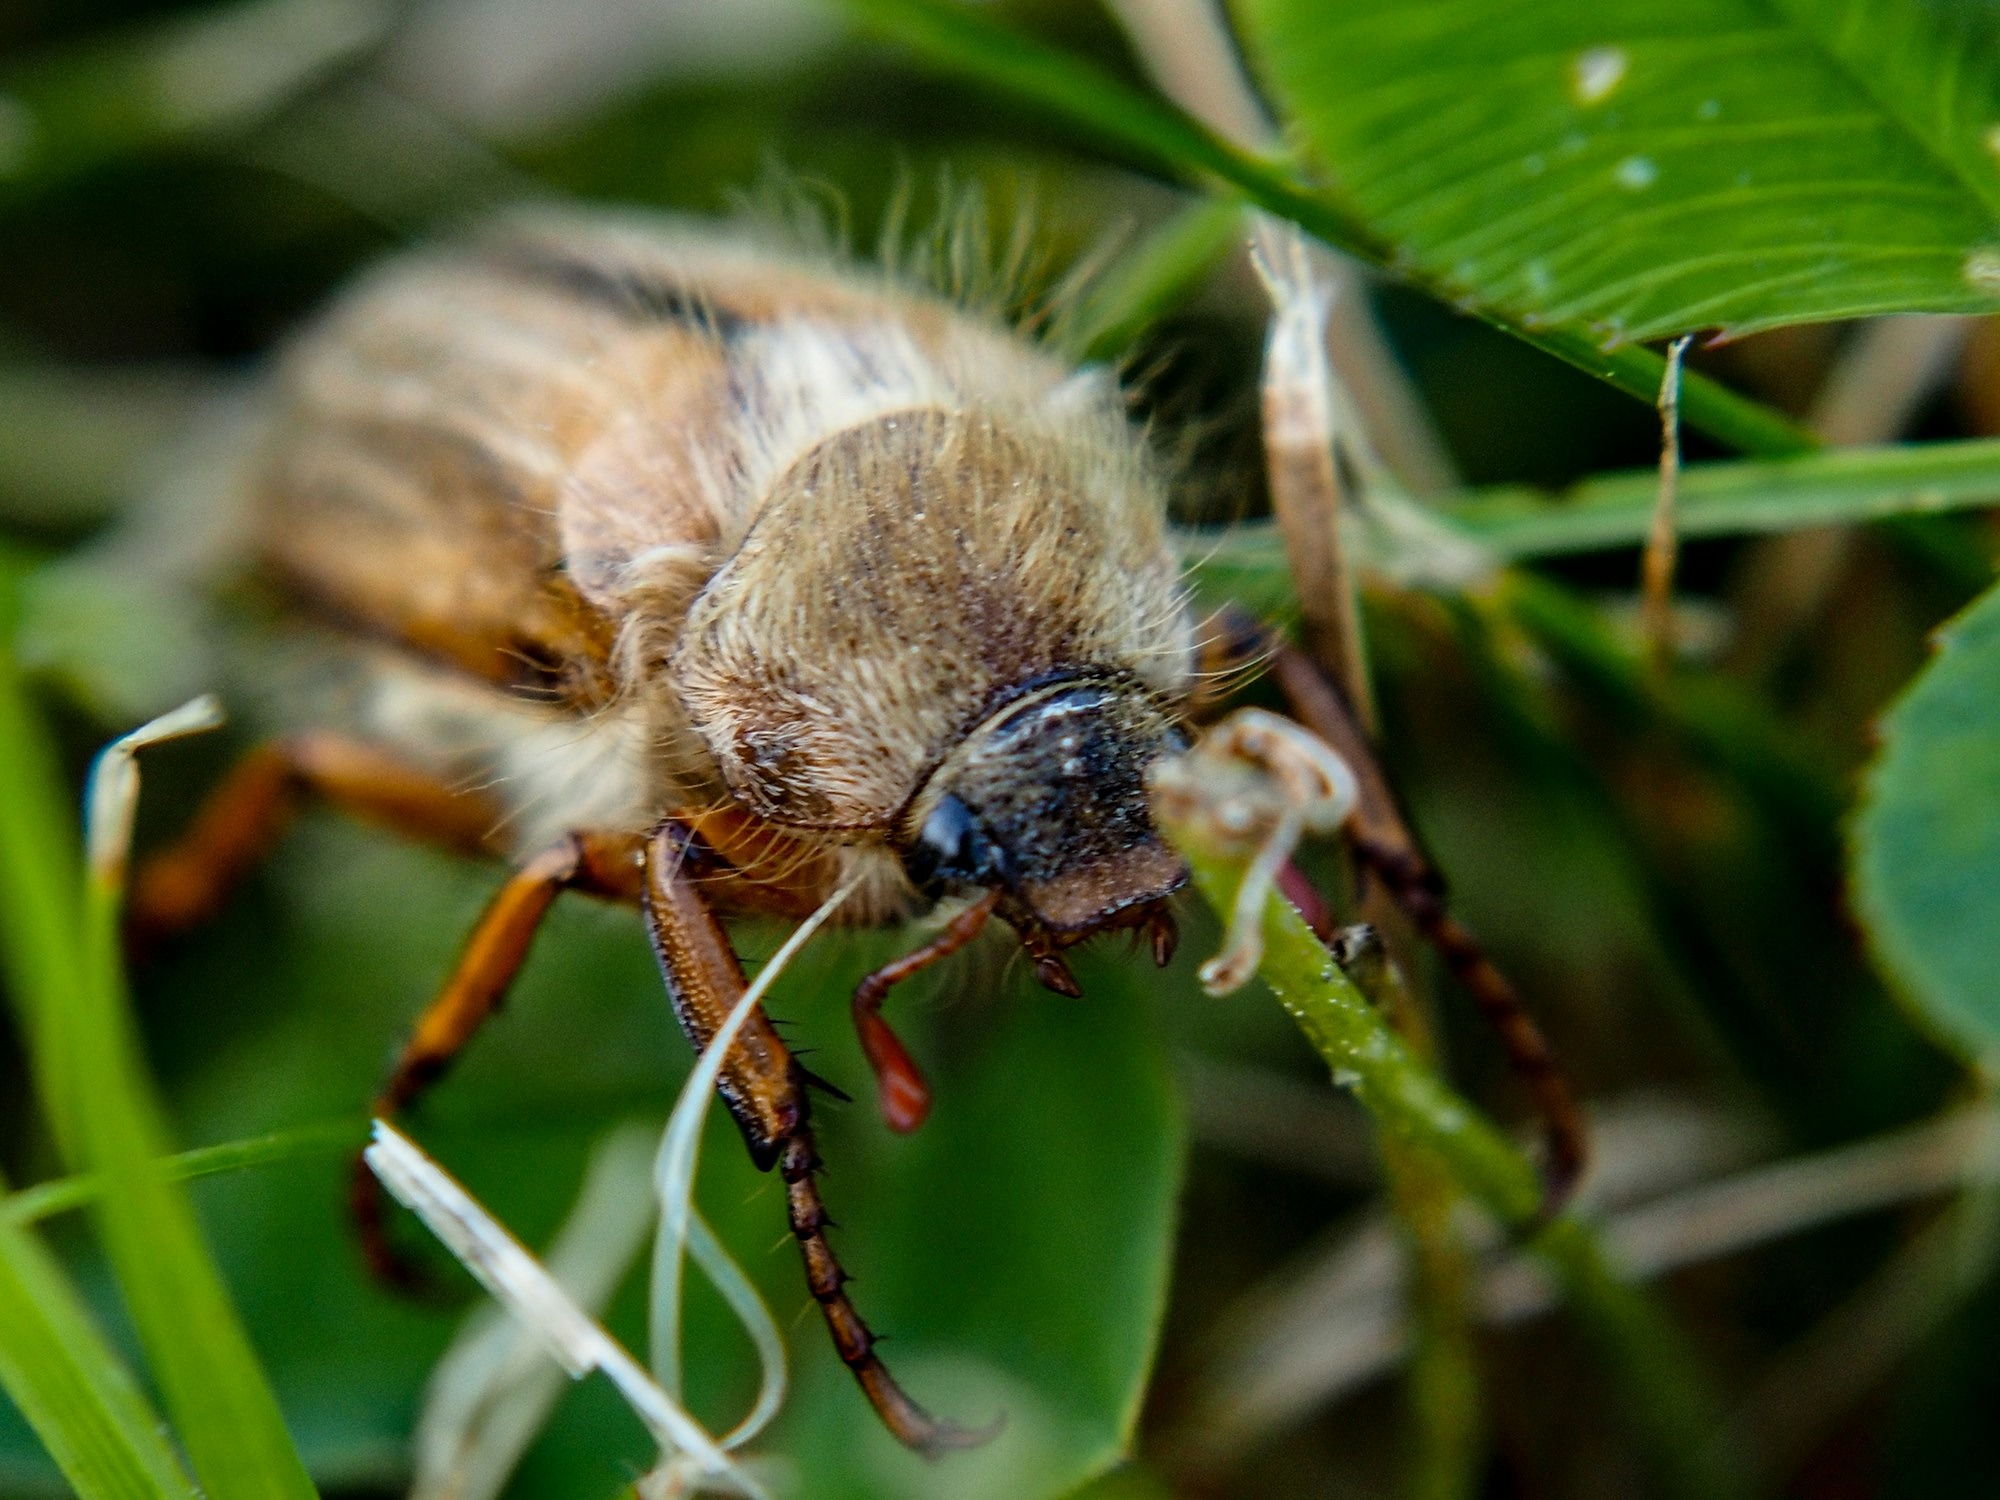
[845,0,1815,456]
[764,941,1185,1500]
[0,1177,196,1500]
[1853,577,2000,1061]
[1240,0,2000,340]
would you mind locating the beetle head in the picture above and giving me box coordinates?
[901,676,1188,947]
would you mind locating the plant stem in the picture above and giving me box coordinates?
[1381,1137,1483,1500]
[1343,904,1484,1500]
[1161,814,1749,1500]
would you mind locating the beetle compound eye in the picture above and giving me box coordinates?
[907,792,1012,892]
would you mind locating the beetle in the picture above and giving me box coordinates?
[126,207,1578,1455]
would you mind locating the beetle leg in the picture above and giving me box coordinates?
[1215,605,1589,1212]
[640,822,991,1458]
[851,889,999,1134]
[128,733,502,946]
[351,829,647,1288]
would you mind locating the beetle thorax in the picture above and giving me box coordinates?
[668,406,1194,838]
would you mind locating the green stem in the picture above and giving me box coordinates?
[1161,819,1748,1499]
[1380,1140,1484,1500]
[1343,918,1485,1500]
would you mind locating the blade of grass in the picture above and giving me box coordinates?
[1,1121,357,1228]
[0,1170,196,1500]
[844,0,1814,458]
[1187,434,2000,596]
[0,618,312,1494]
[1443,437,2000,560]
[364,1123,761,1498]
[58,701,319,1500]
[0,593,92,1159]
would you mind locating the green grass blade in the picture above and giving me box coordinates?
[0,1174,197,1500]
[0,634,319,1500]
[0,598,90,1156]
[1,1122,357,1229]
[1444,436,2000,558]
[68,713,320,1500]
[844,0,1814,457]
[1183,435,2000,585]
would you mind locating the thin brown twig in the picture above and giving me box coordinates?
[1251,226,1378,731]
[1103,0,1462,496]
[1641,334,1694,673]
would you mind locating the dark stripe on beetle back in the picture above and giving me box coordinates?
[485,245,748,338]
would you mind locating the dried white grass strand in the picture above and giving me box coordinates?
[412,1121,660,1500]
[85,694,225,883]
[364,1122,761,1497]
[685,1210,789,1450]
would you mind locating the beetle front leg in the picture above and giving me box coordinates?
[639,822,991,1458]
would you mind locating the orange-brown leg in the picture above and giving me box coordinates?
[851,888,999,1134]
[640,821,990,1458]
[351,829,648,1286]
[1212,605,1589,1210]
[129,733,502,946]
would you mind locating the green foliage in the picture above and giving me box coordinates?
[846,0,1819,456]
[0,0,386,202]
[0,1174,195,1500]
[0,648,317,1499]
[0,809,1181,1498]
[1441,437,2000,558]
[1159,775,1744,1499]
[1854,578,2000,1062]
[1241,0,2000,340]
